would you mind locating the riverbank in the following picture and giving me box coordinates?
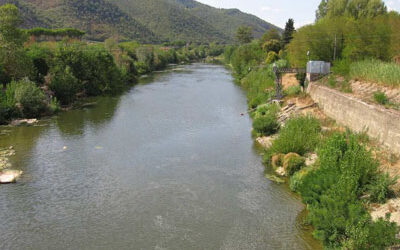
[223,43,399,247]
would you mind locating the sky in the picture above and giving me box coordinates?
[196,0,400,28]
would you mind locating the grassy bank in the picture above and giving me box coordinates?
[349,59,400,87]
[225,40,400,248]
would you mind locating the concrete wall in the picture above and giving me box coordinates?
[307,82,400,154]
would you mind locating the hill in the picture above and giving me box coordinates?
[0,0,280,43]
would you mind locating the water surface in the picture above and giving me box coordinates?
[0,64,319,249]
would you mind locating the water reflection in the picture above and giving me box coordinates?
[55,96,121,136]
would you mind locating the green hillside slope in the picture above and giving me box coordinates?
[0,0,279,43]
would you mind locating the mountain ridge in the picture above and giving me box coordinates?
[0,0,281,43]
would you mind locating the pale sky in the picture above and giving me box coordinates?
[196,0,400,28]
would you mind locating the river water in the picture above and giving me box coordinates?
[0,64,320,249]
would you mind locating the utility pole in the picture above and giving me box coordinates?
[333,34,337,61]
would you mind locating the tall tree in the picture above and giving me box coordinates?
[236,26,253,44]
[282,19,295,48]
[261,28,281,44]
[316,0,329,21]
[0,4,30,80]
[318,0,387,19]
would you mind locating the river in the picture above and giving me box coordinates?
[0,64,320,249]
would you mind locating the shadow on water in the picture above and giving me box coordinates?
[55,95,121,137]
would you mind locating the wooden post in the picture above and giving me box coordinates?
[273,63,283,100]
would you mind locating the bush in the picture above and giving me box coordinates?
[50,66,80,105]
[270,116,321,155]
[265,51,279,64]
[332,59,351,76]
[253,115,279,136]
[367,173,397,203]
[14,78,46,118]
[53,43,124,96]
[283,153,305,176]
[290,165,315,192]
[373,91,389,105]
[48,97,61,114]
[297,133,398,248]
[285,85,301,96]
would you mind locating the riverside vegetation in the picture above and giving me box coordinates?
[0,4,225,125]
[2,0,400,248]
[224,0,400,248]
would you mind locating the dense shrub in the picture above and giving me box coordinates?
[253,115,279,136]
[297,133,398,248]
[14,78,46,118]
[265,51,279,64]
[373,91,389,105]
[50,66,80,105]
[26,44,52,84]
[285,85,301,96]
[53,43,124,96]
[283,153,305,176]
[367,173,397,203]
[270,116,321,155]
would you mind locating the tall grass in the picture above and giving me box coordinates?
[350,59,400,86]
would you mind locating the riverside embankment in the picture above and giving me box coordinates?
[0,64,320,250]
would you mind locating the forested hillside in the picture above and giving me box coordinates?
[0,0,279,43]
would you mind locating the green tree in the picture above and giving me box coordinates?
[282,19,295,48]
[0,4,30,80]
[236,26,253,44]
[261,28,281,44]
[316,0,329,21]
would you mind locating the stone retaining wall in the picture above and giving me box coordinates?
[307,82,400,154]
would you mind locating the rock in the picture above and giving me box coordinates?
[275,167,286,176]
[0,170,22,184]
[305,153,318,166]
[256,136,275,149]
[11,119,38,126]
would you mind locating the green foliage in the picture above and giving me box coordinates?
[53,43,124,96]
[253,114,279,136]
[288,15,393,67]
[14,78,46,118]
[373,91,389,105]
[282,19,295,48]
[297,133,398,248]
[285,85,301,96]
[236,26,253,44]
[48,97,61,114]
[230,42,265,79]
[332,59,351,75]
[265,51,279,64]
[50,66,80,105]
[367,173,397,203]
[317,0,387,20]
[350,59,400,86]
[261,29,281,44]
[0,81,18,123]
[284,154,306,176]
[240,68,275,108]
[290,165,315,192]
[25,28,85,38]
[262,39,281,53]
[270,116,321,155]
[26,44,53,84]
[0,4,30,81]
